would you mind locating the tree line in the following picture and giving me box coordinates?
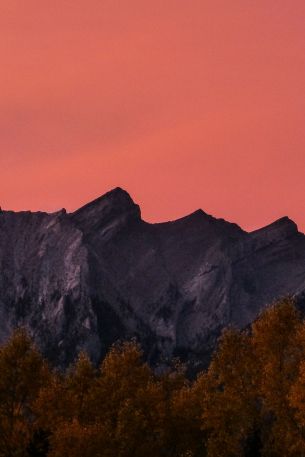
[1,297,305,456]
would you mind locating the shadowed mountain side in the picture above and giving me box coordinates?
[0,187,304,368]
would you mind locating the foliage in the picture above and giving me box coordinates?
[201,329,258,457]
[0,329,49,457]
[1,299,305,456]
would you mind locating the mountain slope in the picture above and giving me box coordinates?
[1,188,304,367]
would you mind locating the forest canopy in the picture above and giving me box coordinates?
[1,297,305,456]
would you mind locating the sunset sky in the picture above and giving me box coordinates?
[1,1,304,231]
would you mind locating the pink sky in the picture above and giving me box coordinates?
[1,1,305,231]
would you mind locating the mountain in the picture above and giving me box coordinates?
[1,187,305,368]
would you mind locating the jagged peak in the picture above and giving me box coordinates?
[152,209,210,226]
[149,208,245,242]
[271,216,298,230]
[250,216,299,239]
[71,187,141,232]
[73,187,136,215]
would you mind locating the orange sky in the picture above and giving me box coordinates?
[1,1,305,231]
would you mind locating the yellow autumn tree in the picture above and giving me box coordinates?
[0,329,49,457]
[34,351,97,456]
[157,361,187,453]
[47,419,108,457]
[288,360,305,454]
[64,352,97,423]
[169,378,207,457]
[286,318,305,455]
[252,297,303,456]
[201,328,258,457]
[34,371,68,433]
[87,341,166,457]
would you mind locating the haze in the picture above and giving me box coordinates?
[1,1,304,231]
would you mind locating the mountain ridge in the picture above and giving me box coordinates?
[0,188,304,369]
[2,187,300,236]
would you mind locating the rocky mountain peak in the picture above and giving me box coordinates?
[71,187,141,233]
[269,216,298,233]
[0,189,305,370]
[250,216,299,243]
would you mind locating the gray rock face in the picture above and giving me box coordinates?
[1,188,305,367]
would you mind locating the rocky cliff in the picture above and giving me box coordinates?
[1,188,305,368]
